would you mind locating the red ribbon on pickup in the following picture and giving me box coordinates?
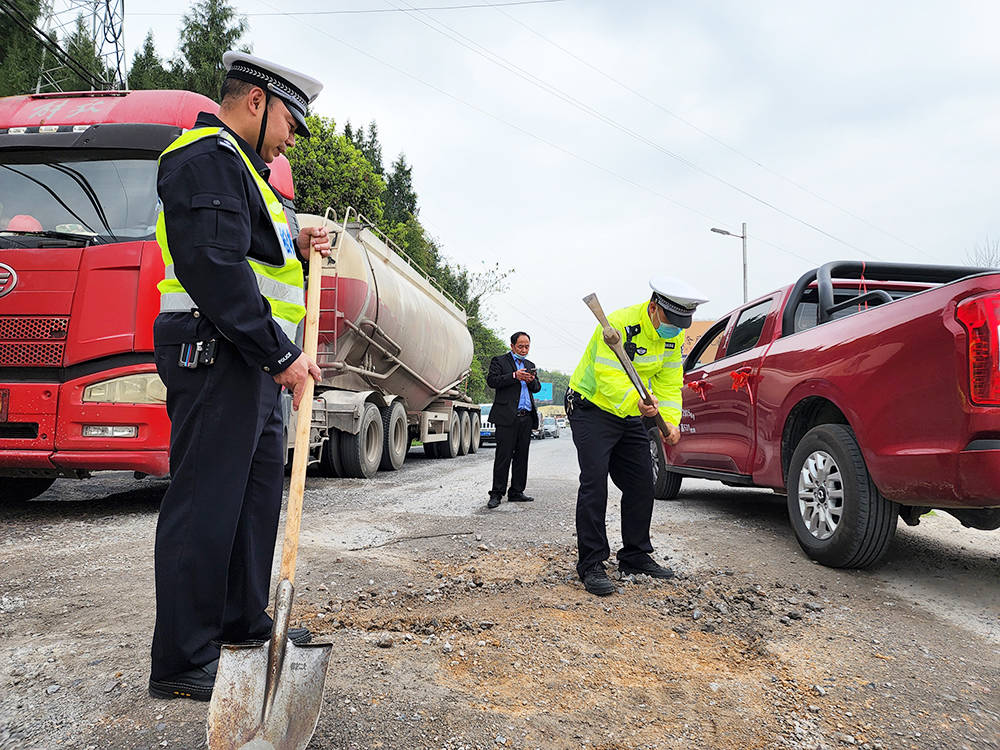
[730,369,754,404]
[686,380,708,401]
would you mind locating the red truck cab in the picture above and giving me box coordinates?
[0,90,295,502]
[656,261,1000,568]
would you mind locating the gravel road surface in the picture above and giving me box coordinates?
[1,430,998,749]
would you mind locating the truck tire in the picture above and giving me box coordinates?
[339,403,384,478]
[379,401,408,472]
[319,429,343,478]
[649,428,682,500]
[440,412,461,458]
[469,412,481,453]
[1,477,56,503]
[458,411,472,456]
[424,441,440,458]
[787,424,898,569]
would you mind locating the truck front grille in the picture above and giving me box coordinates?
[0,317,68,367]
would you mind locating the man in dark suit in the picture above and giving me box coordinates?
[486,331,541,508]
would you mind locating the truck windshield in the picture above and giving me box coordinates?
[0,152,159,245]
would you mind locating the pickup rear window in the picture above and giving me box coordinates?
[791,289,915,333]
[0,150,158,246]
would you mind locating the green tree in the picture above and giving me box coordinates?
[383,154,418,226]
[0,0,45,96]
[128,31,180,90]
[287,114,385,221]
[175,0,249,99]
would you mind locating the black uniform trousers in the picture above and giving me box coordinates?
[150,337,284,680]
[490,412,533,497]
[569,400,655,579]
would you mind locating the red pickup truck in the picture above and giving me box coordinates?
[655,261,1000,568]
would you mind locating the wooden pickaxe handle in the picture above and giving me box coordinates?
[582,293,678,445]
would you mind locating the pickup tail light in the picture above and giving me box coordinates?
[956,293,1000,405]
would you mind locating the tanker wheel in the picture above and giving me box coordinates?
[440,412,461,458]
[339,403,384,478]
[1,477,56,503]
[379,401,408,472]
[458,411,472,456]
[468,412,481,454]
[319,429,343,478]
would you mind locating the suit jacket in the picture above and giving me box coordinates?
[487,352,542,427]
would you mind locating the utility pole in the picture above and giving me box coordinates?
[710,223,748,303]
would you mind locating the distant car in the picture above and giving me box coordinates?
[541,416,560,439]
[479,404,496,445]
[556,417,567,429]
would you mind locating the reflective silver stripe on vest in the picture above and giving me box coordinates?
[596,355,625,370]
[254,272,304,305]
[159,292,300,341]
[162,265,303,306]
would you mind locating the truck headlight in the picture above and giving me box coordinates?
[82,374,167,404]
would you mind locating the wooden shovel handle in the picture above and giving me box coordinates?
[582,293,675,441]
[279,225,326,584]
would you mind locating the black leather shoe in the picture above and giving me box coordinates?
[149,659,218,701]
[508,492,534,502]
[618,558,675,579]
[487,494,501,509]
[581,566,615,597]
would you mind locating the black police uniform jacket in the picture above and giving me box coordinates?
[153,112,301,373]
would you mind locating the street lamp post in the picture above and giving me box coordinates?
[710,223,748,303]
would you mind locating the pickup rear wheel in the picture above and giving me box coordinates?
[649,428,682,500]
[787,424,898,568]
[1,477,56,503]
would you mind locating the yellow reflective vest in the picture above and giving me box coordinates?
[155,127,305,342]
[569,300,683,424]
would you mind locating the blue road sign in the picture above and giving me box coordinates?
[535,382,553,402]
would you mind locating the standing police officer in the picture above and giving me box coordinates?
[148,53,330,701]
[566,278,707,596]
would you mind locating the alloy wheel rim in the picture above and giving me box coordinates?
[797,450,845,540]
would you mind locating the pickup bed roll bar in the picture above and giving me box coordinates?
[781,260,997,336]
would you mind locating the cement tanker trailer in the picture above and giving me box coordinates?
[285,211,481,478]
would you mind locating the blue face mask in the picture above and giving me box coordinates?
[656,323,681,339]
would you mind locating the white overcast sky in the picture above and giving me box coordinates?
[122,0,1000,372]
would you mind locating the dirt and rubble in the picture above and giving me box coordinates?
[1,437,998,749]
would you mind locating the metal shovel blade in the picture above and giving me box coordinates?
[206,638,332,750]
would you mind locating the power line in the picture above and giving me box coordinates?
[391,0,880,260]
[128,0,565,17]
[251,0,831,270]
[0,0,108,89]
[493,4,937,261]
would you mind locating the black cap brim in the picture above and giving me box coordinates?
[271,90,310,138]
[662,306,693,329]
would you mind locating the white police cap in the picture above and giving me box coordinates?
[223,51,322,138]
[649,276,709,328]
